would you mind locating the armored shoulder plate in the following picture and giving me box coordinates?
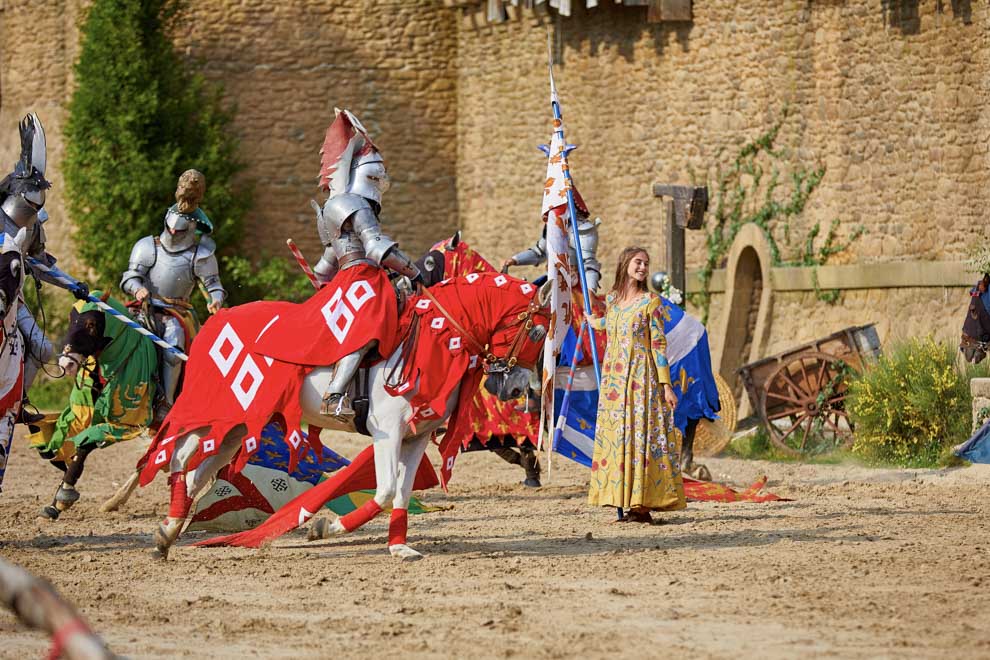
[120,235,158,296]
[129,235,159,267]
[319,193,374,245]
[194,234,218,258]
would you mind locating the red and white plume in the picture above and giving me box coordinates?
[318,108,379,196]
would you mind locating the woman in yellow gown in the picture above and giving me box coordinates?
[586,247,685,523]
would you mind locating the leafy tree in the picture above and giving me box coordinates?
[63,0,299,305]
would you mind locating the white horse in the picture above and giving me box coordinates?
[134,272,547,560]
[0,228,29,494]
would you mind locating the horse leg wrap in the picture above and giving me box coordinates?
[167,473,193,520]
[388,508,409,546]
[338,500,383,532]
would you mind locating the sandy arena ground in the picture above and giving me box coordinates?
[2,427,989,659]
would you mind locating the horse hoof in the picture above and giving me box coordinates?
[55,486,80,505]
[307,518,330,541]
[153,525,172,560]
[38,505,60,521]
[521,477,542,488]
[388,544,424,561]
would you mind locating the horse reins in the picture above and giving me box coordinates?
[418,285,540,371]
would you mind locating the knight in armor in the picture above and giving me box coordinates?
[0,113,88,424]
[500,213,602,294]
[120,169,225,415]
[311,109,422,419]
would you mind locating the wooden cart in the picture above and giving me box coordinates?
[738,324,881,455]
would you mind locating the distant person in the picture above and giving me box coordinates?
[585,247,685,523]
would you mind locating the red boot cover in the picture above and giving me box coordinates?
[388,508,409,546]
[167,473,193,519]
[338,499,383,532]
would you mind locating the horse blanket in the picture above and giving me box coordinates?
[139,265,400,484]
[35,294,157,461]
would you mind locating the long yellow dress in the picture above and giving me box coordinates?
[587,292,686,512]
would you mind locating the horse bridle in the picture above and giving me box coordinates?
[418,286,542,374]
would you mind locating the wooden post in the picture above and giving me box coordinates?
[665,199,686,295]
[654,183,707,297]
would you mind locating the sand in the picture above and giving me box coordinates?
[2,428,989,659]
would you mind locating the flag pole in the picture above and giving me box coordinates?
[546,36,602,384]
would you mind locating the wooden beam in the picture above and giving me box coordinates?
[686,260,976,294]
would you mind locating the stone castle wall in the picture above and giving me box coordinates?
[454,0,987,352]
[0,0,458,279]
[1,0,986,359]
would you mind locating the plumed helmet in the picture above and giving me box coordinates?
[0,113,51,228]
[175,169,206,213]
[318,108,390,206]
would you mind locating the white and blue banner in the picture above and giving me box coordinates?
[553,297,721,466]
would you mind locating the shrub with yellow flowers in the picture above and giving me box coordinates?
[846,336,979,467]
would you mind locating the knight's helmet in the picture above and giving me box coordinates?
[160,169,213,252]
[318,109,390,207]
[0,113,51,229]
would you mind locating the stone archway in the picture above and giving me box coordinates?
[710,223,774,417]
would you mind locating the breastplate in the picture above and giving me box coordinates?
[147,246,197,300]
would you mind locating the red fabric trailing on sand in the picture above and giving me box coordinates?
[682,475,789,503]
[139,266,400,487]
[194,444,439,548]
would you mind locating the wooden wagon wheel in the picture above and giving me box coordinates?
[758,351,856,456]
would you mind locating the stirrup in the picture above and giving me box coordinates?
[320,393,355,419]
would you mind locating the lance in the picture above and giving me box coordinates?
[546,41,602,384]
[285,238,320,290]
[25,257,189,362]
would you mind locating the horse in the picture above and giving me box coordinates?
[0,228,28,493]
[415,233,545,484]
[36,292,158,519]
[140,268,548,560]
[961,274,990,364]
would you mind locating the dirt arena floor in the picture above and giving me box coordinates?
[2,427,989,659]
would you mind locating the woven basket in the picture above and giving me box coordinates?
[693,373,738,457]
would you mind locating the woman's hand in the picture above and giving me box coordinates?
[662,383,678,409]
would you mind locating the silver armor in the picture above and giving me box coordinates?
[312,193,419,286]
[120,234,225,306]
[510,216,602,293]
[312,109,420,417]
[121,197,226,411]
[0,114,61,400]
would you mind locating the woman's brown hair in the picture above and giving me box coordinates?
[611,246,650,295]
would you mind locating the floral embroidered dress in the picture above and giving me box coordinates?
[587,292,685,511]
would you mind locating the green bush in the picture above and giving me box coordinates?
[846,336,982,467]
[63,0,251,300]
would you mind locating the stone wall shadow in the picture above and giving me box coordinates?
[549,2,694,63]
[882,0,921,34]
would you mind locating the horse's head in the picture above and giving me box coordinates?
[417,231,495,287]
[0,228,26,323]
[962,275,990,364]
[482,306,547,401]
[59,306,111,378]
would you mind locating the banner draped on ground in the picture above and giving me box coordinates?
[188,424,439,533]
